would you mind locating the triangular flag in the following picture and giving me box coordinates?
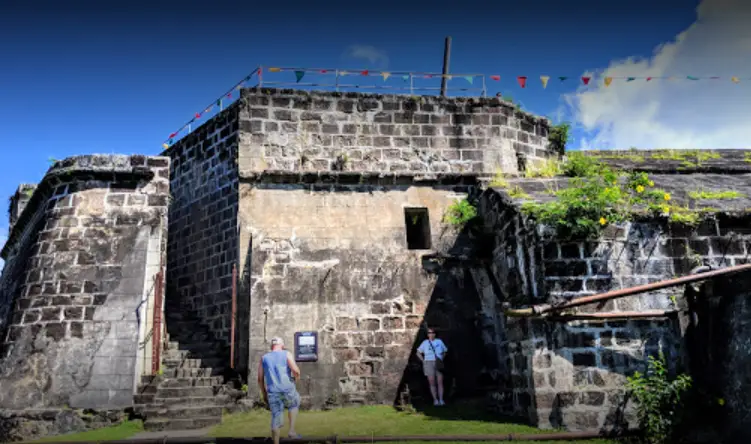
[540,76,549,88]
[559,76,568,82]
[424,75,433,79]
[381,72,391,81]
[268,67,281,72]
[604,77,613,87]
[195,113,201,119]
[162,143,169,149]
[361,70,369,76]
[227,93,232,98]
[581,76,591,85]
[235,84,243,90]
[402,75,409,80]
[320,70,327,73]
[168,138,173,144]
[340,71,348,76]
[445,75,452,80]
[627,77,635,82]
[710,76,720,79]
[464,76,474,84]
[295,71,305,82]
[732,76,740,83]
[517,76,527,88]
[169,132,177,139]
[687,76,699,80]
[646,77,652,81]
[204,106,213,113]
[216,99,221,106]
[490,75,500,81]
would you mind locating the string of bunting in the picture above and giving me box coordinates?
[265,67,748,87]
[163,65,748,149]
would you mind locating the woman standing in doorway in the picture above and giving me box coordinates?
[416,328,448,406]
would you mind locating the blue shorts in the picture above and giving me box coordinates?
[268,390,301,430]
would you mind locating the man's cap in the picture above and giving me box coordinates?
[271,337,284,346]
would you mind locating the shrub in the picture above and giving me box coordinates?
[443,199,478,227]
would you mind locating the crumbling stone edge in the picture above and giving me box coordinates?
[0,408,130,442]
[1,154,164,260]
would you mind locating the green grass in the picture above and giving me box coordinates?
[210,404,618,443]
[688,190,744,200]
[29,419,143,442]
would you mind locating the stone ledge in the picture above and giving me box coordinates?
[0,408,127,442]
[582,149,751,174]
[1,154,167,260]
[240,169,484,186]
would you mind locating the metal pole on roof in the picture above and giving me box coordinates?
[440,37,452,97]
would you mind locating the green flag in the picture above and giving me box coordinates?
[687,76,699,80]
[558,76,568,82]
[295,70,305,83]
[464,76,473,84]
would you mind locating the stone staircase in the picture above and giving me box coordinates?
[134,304,238,431]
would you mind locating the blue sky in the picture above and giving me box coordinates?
[3,0,749,258]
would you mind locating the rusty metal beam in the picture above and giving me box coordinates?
[506,263,751,318]
[547,310,677,321]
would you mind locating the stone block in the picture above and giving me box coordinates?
[382,316,404,330]
[336,317,357,331]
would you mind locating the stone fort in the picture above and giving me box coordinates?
[2,86,751,441]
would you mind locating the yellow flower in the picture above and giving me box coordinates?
[664,193,671,201]
[599,217,607,226]
[636,185,645,193]
[718,398,725,406]
[648,180,654,187]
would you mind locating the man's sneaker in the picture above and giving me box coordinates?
[439,400,445,406]
[433,400,440,406]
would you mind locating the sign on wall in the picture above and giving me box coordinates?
[294,331,318,362]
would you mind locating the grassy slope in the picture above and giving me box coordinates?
[29,420,144,442]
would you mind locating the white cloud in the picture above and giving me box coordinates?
[343,45,389,69]
[565,0,751,150]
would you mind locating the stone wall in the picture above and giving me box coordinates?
[0,154,169,412]
[238,172,486,407]
[163,105,239,345]
[479,184,751,431]
[237,88,553,177]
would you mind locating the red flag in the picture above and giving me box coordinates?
[320,70,327,73]
[169,132,177,138]
[582,76,591,85]
[361,70,369,76]
[517,76,527,88]
[227,93,232,98]
[195,113,201,119]
[490,75,500,81]
[646,77,652,81]
[424,74,433,79]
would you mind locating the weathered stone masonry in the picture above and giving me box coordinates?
[0,155,169,414]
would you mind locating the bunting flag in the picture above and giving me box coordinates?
[517,76,527,88]
[490,75,500,81]
[540,76,549,88]
[361,70,369,76]
[169,132,177,139]
[732,76,740,83]
[340,71,348,76]
[295,70,305,82]
[445,75,452,80]
[424,74,433,79]
[195,112,201,119]
[216,99,221,107]
[604,77,613,87]
[381,72,391,81]
[559,76,568,82]
[464,76,473,84]
[687,76,700,80]
[646,77,652,81]
[268,67,282,72]
[204,105,213,113]
[627,77,635,82]
[581,76,591,85]
[162,143,169,149]
[402,75,409,81]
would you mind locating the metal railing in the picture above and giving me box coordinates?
[161,65,487,150]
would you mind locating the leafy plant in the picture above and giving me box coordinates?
[548,122,571,155]
[489,170,509,188]
[524,157,562,178]
[561,152,602,177]
[688,189,743,200]
[443,199,478,227]
[626,353,692,444]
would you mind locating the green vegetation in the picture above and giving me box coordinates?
[507,185,531,199]
[649,150,720,168]
[688,190,743,200]
[211,404,617,443]
[627,354,692,444]
[590,151,646,162]
[744,152,751,164]
[443,198,478,227]
[521,154,701,239]
[489,170,509,188]
[32,420,143,442]
[548,122,571,155]
[525,157,563,178]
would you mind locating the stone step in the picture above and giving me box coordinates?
[159,377,225,388]
[162,367,223,378]
[141,404,223,419]
[163,348,228,361]
[136,394,231,408]
[143,416,222,431]
[156,386,217,399]
[163,357,226,370]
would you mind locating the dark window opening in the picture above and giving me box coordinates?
[404,208,431,250]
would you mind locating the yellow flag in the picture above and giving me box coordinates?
[604,77,613,87]
[268,67,281,72]
[540,76,549,88]
[446,75,453,80]
[381,72,391,81]
[732,76,740,83]
[162,143,169,149]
